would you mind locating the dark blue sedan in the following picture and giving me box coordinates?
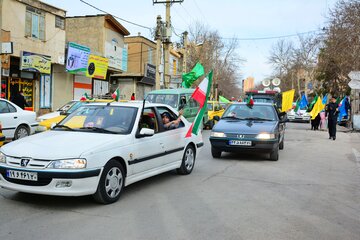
[209,102,286,160]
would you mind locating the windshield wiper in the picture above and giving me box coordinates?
[79,127,117,134]
[221,116,243,120]
[244,117,272,121]
[52,124,74,131]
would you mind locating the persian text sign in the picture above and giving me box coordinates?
[86,55,109,79]
[20,51,51,74]
[66,42,91,74]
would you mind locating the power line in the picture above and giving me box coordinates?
[79,0,152,31]
[221,30,321,41]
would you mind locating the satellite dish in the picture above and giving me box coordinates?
[272,78,281,86]
[273,87,281,93]
[262,79,271,87]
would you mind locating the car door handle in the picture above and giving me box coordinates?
[14,116,18,119]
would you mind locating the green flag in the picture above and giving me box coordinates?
[308,95,318,112]
[219,95,230,103]
[294,98,300,113]
[182,62,205,88]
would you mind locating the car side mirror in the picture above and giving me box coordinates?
[213,116,220,121]
[136,128,154,138]
[60,110,67,115]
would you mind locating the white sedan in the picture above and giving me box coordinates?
[0,101,203,204]
[0,98,38,140]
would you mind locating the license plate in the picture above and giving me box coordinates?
[6,170,38,181]
[229,140,252,146]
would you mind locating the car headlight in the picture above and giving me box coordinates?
[211,132,227,138]
[0,152,6,163]
[47,159,87,169]
[256,133,275,140]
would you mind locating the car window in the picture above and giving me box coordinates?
[66,101,85,114]
[207,103,213,111]
[59,105,137,134]
[139,108,158,133]
[157,106,184,130]
[146,94,179,108]
[223,104,276,120]
[189,98,199,108]
[58,101,77,112]
[0,101,16,114]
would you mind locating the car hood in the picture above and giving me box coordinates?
[38,111,60,121]
[1,131,127,159]
[39,115,66,128]
[213,119,277,134]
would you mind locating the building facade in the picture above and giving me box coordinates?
[1,0,66,113]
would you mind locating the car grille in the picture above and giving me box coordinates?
[1,173,52,186]
[6,156,49,169]
[226,133,257,139]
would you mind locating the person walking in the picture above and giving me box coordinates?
[325,96,339,140]
[11,90,28,110]
[131,93,135,100]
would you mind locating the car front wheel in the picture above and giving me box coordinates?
[211,146,222,158]
[269,146,279,161]
[93,160,125,204]
[177,145,195,175]
[14,125,29,140]
[279,140,284,150]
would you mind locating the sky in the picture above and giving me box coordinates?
[42,0,338,84]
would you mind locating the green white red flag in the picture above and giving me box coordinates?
[185,71,213,138]
[112,88,120,101]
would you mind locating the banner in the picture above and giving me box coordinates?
[86,55,109,79]
[281,89,295,112]
[66,42,91,74]
[20,51,51,74]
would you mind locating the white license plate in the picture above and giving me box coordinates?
[6,170,38,181]
[229,140,252,146]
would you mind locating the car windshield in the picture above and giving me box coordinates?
[58,101,77,112]
[146,94,179,108]
[207,103,213,111]
[57,105,137,134]
[253,98,274,103]
[222,104,277,121]
[66,101,86,114]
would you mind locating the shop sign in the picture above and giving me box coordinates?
[86,55,109,80]
[105,39,122,70]
[20,51,51,74]
[145,63,156,80]
[66,42,91,74]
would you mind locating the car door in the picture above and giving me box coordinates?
[0,100,19,139]
[156,106,186,165]
[131,107,167,175]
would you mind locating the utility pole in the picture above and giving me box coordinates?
[155,15,162,90]
[153,0,183,88]
[182,31,188,73]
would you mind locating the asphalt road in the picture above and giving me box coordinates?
[0,122,360,240]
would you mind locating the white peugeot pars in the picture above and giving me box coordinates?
[0,102,203,204]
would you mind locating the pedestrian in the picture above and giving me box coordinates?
[325,96,339,140]
[131,93,135,100]
[11,90,28,110]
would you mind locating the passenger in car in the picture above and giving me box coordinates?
[161,110,183,130]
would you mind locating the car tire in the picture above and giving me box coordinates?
[279,140,284,150]
[211,146,222,158]
[269,146,279,161]
[14,125,30,140]
[177,145,196,175]
[93,160,125,204]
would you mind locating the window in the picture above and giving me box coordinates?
[55,16,65,30]
[0,101,16,113]
[25,6,45,40]
[148,48,153,64]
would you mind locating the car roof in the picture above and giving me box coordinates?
[230,102,275,106]
[147,88,195,94]
[85,101,177,109]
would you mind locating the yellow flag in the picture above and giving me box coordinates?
[309,97,325,120]
[281,89,295,112]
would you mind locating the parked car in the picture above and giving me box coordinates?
[0,98,38,140]
[0,101,203,204]
[145,88,208,126]
[209,102,286,161]
[287,104,311,123]
[206,100,225,129]
[36,99,113,132]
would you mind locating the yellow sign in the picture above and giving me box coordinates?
[20,51,51,74]
[86,55,109,79]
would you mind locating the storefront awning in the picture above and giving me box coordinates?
[139,77,155,86]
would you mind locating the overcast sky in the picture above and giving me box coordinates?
[42,0,338,84]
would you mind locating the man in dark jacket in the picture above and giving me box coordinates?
[11,90,28,109]
[325,96,339,140]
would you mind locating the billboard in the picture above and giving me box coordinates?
[86,55,109,79]
[20,51,51,74]
[66,42,91,74]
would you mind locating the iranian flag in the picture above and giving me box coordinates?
[294,98,300,114]
[185,71,213,138]
[246,94,254,107]
[112,88,120,101]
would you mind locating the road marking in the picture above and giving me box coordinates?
[352,148,360,172]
